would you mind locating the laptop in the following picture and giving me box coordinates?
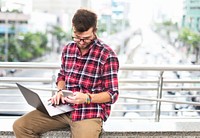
[16,83,74,117]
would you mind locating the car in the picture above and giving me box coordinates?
[0,70,6,77]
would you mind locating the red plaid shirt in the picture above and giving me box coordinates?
[57,38,119,122]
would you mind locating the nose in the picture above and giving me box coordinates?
[79,40,85,44]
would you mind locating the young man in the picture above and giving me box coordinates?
[13,8,119,138]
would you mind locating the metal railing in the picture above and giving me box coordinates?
[1,62,200,122]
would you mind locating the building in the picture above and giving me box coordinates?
[0,12,29,36]
[0,0,30,36]
[182,0,200,32]
[0,0,91,35]
[0,0,30,61]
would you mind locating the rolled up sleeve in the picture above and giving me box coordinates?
[56,51,66,84]
[103,55,119,104]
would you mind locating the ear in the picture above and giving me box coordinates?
[72,26,77,33]
[93,27,97,33]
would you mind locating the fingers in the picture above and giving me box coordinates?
[61,97,66,104]
[64,96,79,104]
[50,92,86,105]
[64,92,86,104]
[56,94,61,105]
[50,93,65,106]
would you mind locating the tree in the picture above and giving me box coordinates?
[179,28,200,63]
[49,25,69,53]
[0,32,49,62]
[16,32,49,61]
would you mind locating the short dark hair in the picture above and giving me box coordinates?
[72,9,97,32]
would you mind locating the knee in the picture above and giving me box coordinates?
[13,118,25,132]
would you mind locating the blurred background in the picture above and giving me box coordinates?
[0,0,199,64]
[0,0,200,119]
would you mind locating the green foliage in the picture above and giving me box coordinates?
[179,28,200,49]
[179,28,191,42]
[0,37,5,60]
[18,32,49,61]
[7,36,21,61]
[0,32,49,62]
[163,20,174,26]
[178,28,200,63]
[50,25,69,44]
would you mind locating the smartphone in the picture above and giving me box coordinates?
[62,90,73,97]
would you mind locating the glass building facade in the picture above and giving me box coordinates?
[182,0,200,32]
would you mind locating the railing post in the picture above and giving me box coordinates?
[155,71,164,122]
[51,70,56,96]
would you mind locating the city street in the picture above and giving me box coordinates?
[113,25,197,118]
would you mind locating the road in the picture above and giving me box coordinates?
[113,25,198,117]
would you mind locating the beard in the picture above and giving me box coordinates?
[77,39,95,51]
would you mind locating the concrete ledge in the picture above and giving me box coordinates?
[1,117,200,138]
[41,128,71,137]
[2,130,200,138]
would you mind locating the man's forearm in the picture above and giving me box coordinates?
[57,80,66,90]
[90,92,111,103]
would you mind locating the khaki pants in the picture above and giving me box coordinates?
[13,110,103,138]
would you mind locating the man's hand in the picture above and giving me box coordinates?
[64,92,87,104]
[49,91,66,105]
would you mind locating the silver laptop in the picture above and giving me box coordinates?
[16,83,74,117]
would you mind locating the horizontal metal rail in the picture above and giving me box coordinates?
[1,62,200,71]
[1,77,200,83]
[1,62,200,121]
[119,95,200,106]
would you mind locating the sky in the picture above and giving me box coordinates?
[1,0,184,31]
[1,0,32,13]
[128,0,183,28]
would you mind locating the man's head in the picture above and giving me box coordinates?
[72,9,97,32]
[72,9,98,51]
